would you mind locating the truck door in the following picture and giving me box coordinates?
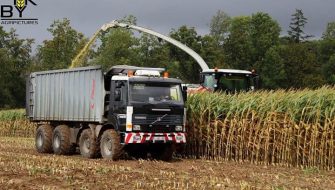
[108,80,128,130]
[110,80,128,114]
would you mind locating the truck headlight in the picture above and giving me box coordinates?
[133,125,141,131]
[175,125,183,131]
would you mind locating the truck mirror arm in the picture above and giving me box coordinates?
[182,86,187,102]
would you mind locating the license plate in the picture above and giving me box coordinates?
[154,136,165,141]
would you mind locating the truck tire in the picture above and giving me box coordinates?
[79,128,100,158]
[35,124,53,153]
[151,144,174,161]
[100,129,122,160]
[52,125,73,155]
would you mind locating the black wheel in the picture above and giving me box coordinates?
[52,125,73,155]
[35,124,53,153]
[151,144,175,161]
[100,129,123,160]
[79,128,100,158]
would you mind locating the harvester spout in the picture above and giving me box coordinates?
[100,20,209,70]
[71,20,210,71]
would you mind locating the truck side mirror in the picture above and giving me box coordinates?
[182,86,187,102]
[115,89,121,101]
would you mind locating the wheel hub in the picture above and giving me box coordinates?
[84,138,91,149]
[103,139,113,155]
[54,134,60,149]
[36,133,43,147]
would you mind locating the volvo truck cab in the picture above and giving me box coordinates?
[105,65,187,160]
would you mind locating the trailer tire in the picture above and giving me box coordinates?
[35,124,53,153]
[52,125,73,155]
[79,129,100,158]
[100,129,122,160]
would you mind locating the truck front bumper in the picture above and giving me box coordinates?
[123,132,186,144]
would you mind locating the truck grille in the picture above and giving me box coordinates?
[132,114,183,125]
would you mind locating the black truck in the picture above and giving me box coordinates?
[26,65,187,161]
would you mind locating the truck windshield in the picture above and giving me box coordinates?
[217,75,249,92]
[130,83,183,104]
[203,74,251,92]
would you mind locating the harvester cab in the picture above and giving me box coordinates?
[200,68,259,93]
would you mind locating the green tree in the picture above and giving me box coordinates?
[318,39,335,65]
[281,43,324,88]
[209,10,231,44]
[91,15,140,70]
[0,49,15,108]
[322,21,335,40]
[0,27,34,108]
[224,16,253,69]
[322,54,335,84]
[169,25,202,83]
[119,15,137,25]
[287,9,312,43]
[6,29,34,72]
[199,34,227,69]
[261,46,287,89]
[92,27,139,70]
[37,18,87,70]
[250,12,281,72]
[318,39,335,84]
[137,34,170,67]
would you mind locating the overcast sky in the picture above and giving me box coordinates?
[1,0,335,52]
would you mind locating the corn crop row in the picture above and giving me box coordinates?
[2,87,335,169]
[186,87,335,170]
[0,109,36,137]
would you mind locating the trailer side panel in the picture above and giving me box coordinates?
[27,66,105,123]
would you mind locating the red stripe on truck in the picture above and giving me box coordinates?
[125,133,133,144]
[141,133,148,143]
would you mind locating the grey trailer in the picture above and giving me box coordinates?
[26,66,105,123]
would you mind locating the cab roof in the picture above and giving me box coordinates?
[202,69,252,74]
[106,65,165,76]
[129,77,183,84]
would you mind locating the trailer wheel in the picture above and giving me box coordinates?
[151,144,174,161]
[100,129,122,160]
[52,125,73,155]
[35,124,53,153]
[79,129,100,158]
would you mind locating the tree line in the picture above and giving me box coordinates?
[1,9,335,108]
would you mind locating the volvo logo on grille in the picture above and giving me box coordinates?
[151,114,168,125]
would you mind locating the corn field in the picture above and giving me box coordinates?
[186,87,335,170]
[2,87,335,169]
[0,109,36,137]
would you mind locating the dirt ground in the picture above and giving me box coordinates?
[0,137,335,190]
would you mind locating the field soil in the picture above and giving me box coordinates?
[0,137,335,190]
